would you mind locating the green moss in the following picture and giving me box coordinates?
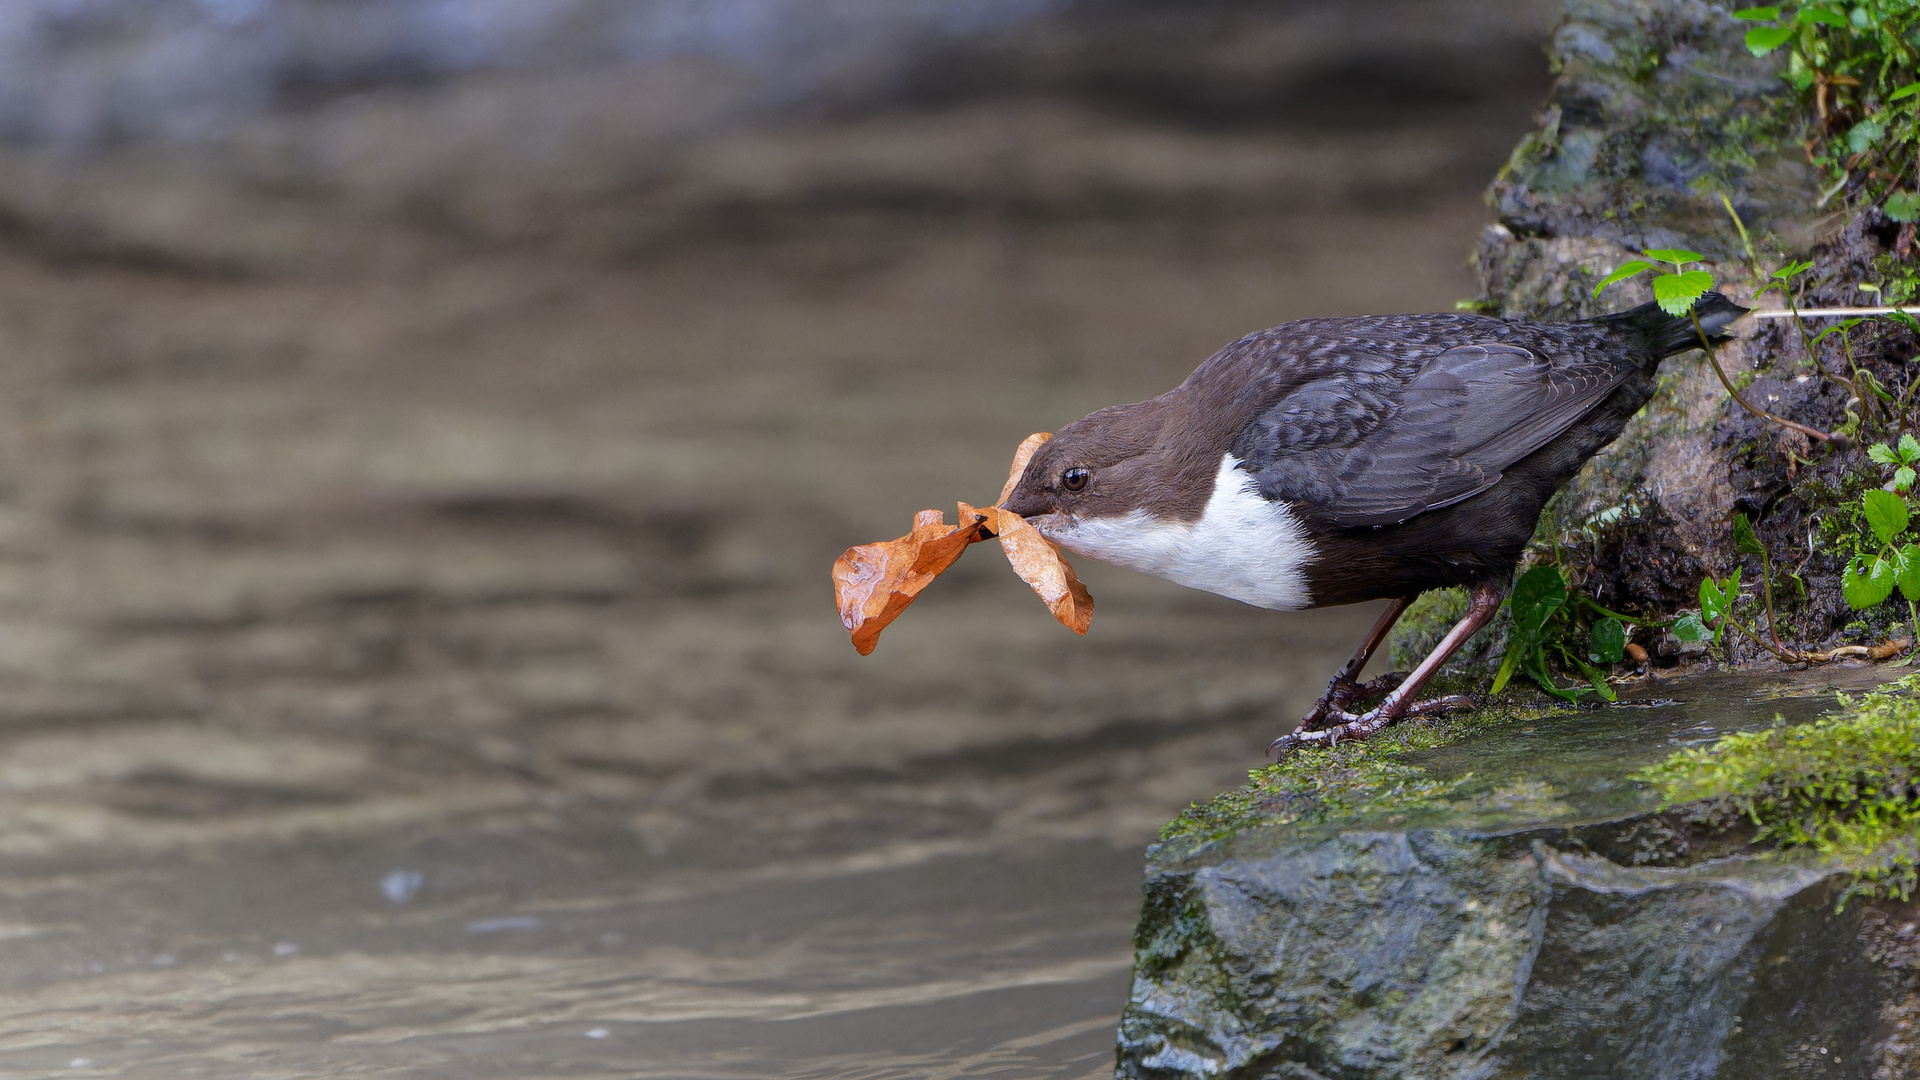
[1159,700,1574,847]
[1635,674,1920,903]
[1388,587,1470,671]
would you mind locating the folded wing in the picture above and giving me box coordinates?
[1235,343,1630,528]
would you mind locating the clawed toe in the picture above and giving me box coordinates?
[1402,694,1473,719]
[1299,672,1408,732]
[1268,694,1475,757]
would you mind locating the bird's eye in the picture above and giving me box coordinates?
[1061,467,1091,492]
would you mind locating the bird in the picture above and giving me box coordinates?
[997,293,1748,754]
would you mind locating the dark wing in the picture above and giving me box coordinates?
[1235,343,1630,528]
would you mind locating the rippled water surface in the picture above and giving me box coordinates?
[0,1,1567,1075]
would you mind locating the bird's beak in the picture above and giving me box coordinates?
[1008,510,1067,539]
[997,490,1050,519]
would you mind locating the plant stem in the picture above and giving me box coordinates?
[1691,310,1838,443]
[1574,595,1673,628]
[1726,614,1811,665]
[1841,324,1885,431]
[1759,546,1787,653]
[1720,193,1759,276]
[1906,598,1920,665]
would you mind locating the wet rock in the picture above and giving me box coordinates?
[1116,674,1920,1078]
[1385,0,1920,671]
[1470,0,1825,593]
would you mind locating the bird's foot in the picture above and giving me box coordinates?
[1270,694,1474,757]
[1299,672,1407,732]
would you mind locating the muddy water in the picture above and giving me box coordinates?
[0,4,1568,1077]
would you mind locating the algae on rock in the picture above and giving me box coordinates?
[1119,673,1920,1079]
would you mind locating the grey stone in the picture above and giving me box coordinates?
[1116,676,1920,1078]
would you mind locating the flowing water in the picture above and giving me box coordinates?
[0,1,1572,1075]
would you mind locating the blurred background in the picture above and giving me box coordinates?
[0,1,1555,1076]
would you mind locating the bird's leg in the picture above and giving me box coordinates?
[1273,580,1505,756]
[1299,596,1416,731]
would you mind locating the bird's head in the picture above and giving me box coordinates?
[999,401,1164,530]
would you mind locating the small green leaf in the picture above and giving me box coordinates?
[1698,577,1722,622]
[1672,613,1712,642]
[1892,82,1920,101]
[1900,433,1920,463]
[1700,568,1741,624]
[1642,247,1706,266]
[1848,119,1886,155]
[1651,270,1715,316]
[1510,565,1567,641]
[1745,24,1795,53]
[1589,616,1627,664]
[1871,442,1901,465]
[1521,644,1582,702]
[1845,553,1898,609]
[1865,489,1910,545]
[1897,466,1917,492]
[1887,192,1920,224]
[1490,646,1520,696]
[1731,4,1780,18]
[1572,654,1618,702]
[1591,260,1654,299]
[1900,544,1920,602]
[1493,566,1566,697]
[1771,259,1813,281]
[1810,316,1866,347]
[1733,512,1765,555]
[1798,6,1850,27]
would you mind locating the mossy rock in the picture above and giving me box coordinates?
[1118,670,1920,1078]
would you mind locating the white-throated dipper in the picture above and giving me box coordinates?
[998,294,1747,754]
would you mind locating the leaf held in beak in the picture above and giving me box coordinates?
[966,501,1093,636]
[831,431,1092,653]
[995,432,1053,506]
[832,509,985,655]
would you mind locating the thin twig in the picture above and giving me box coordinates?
[1752,306,1920,318]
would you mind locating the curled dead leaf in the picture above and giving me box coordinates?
[832,508,985,655]
[964,502,1092,635]
[831,431,1093,653]
[996,432,1052,505]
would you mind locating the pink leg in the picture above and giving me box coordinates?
[1299,595,1416,731]
[1271,579,1506,756]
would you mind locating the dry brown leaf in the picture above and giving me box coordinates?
[832,431,1092,653]
[995,432,1052,505]
[965,502,1093,636]
[832,508,986,655]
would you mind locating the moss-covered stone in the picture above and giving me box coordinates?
[1158,697,1573,855]
[1639,673,1920,904]
[1118,670,1920,1079]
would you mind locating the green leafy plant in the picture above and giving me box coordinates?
[1596,251,1836,445]
[1869,432,1920,490]
[1732,4,1920,218]
[1843,440,1920,648]
[1591,247,1717,316]
[1491,565,1650,703]
[1664,514,1814,663]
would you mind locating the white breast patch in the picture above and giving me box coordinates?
[1037,453,1316,610]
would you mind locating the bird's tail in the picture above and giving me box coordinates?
[1588,292,1749,361]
